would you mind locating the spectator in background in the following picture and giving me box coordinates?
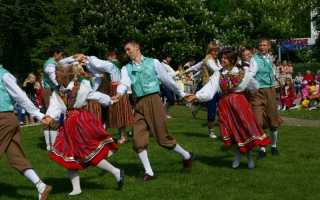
[35,81,44,113]
[175,64,185,104]
[183,57,196,71]
[300,80,310,105]
[287,61,293,81]
[23,73,38,125]
[314,69,320,85]
[14,102,25,124]
[303,70,314,83]
[280,60,288,86]
[278,78,296,111]
[36,72,44,88]
[273,59,281,92]
[307,80,320,110]
[293,72,303,94]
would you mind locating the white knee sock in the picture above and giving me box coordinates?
[173,144,190,160]
[44,131,50,150]
[96,159,120,181]
[230,144,242,168]
[166,105,173,115]
[22,169,46,193]
[246,150,254,168]
[270,131,278,147]
[260,147,266,152]
[67,169,81,195]
[138,150,154,176]
[50,131,58,146]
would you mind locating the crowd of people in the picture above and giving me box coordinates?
[0,36,318,199]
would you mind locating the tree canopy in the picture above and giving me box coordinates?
[0,0,317,74]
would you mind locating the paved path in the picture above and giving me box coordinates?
[279,96,320,127]
[280,116,320,127]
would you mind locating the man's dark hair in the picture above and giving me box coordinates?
[162,52,172,60]
[123,38,140,48]
[49,45,63,57]
[188,57,195,62]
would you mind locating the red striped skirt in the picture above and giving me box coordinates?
[218,93,271,153]
[107,81,134,128]
[50,108,118,170]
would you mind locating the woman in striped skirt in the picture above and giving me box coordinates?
[186,51,271,169]
[86,50,134,144]
[43,64,124,195]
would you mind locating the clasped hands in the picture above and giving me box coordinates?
[111,93,121,104]
[184,93,197,103]
[41,115,53,125]
[73,54,88,66]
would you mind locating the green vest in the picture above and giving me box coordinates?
[107,61,121,81]
[253,53,274,88]
[0,65,15,111]
[43,58,57,88]
[125,57,159,97]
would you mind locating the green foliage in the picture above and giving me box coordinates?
[292,62,320,76]
[206,0,314,46]
[0,0,318,74]
[31,0,77,69]
[0,0,76,74]
[77,0,216,65]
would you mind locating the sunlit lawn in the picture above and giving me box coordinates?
[0,105,319,200]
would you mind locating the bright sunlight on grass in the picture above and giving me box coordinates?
[0,106,319,200]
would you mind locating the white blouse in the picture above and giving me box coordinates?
[86,56,121,81]
[46,80,113,120]
[196,67,255,102]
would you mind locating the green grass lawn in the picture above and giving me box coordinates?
[1,106,320,200]
[279,107,320,120]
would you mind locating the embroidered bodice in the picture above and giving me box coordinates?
[55,72,92,109]
[56,83,79,110]
[219,69,245,94]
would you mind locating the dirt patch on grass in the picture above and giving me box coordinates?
[281,117,320,127]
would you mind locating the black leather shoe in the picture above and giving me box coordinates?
[257,150,266,159]
[271,147,279,156]
[118,169,124,190]
[136,173,156,182]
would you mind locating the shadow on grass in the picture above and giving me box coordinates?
[178,132,210,138]
[36,136,46,151]
[195,144,231,168]
[42,176,121,196]
[0,183,34,199]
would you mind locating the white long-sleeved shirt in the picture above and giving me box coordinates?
[161,60,176,78]
[195,67,254,102]
[46,80,113,120]
[86,56,121,81]
[185,59,222,74]
[117,56,186,98]
[44,57,76,86]
[2,73,44,120]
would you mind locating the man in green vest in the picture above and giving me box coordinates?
[42,45,64,152]
[249,37,280,159]
[113,38,194,182]
[0,48,52,200]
